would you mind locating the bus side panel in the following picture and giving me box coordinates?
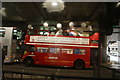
[33,50,59,66]
[57,47,90,68]
[24,47,91,68]
[34,52,48,65]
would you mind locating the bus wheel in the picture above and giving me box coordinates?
[24,58,34,67]
[74,60,85,69]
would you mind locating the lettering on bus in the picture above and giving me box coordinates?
[30,36,89,44]
[48,57,58,59]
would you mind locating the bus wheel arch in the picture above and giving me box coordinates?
[23,56,34,67]
[73,59,85,69]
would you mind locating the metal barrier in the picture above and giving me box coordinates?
[2,70,120,80]
[101,65,120,78]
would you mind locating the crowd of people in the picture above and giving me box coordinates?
[28,22,93,37]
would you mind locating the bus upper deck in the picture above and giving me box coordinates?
[24,29,99,48]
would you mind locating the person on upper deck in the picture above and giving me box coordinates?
[55,23,63,36]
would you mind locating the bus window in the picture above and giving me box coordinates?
[37,47,48,53]
[80,49,86,54]
[49,48,60,54]
[26,45,35,52]
[61,49,73,54]
[37,47,41,52]
[74,49,86,55]
[0,28,5,37]
[42,48,48,52]
[74,49,80,54]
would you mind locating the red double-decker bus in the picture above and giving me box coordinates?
[22,29,99,69]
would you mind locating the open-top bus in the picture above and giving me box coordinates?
[22,29,99,69]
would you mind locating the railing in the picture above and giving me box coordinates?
[2,63,120,80]
[2,68,120,80]
[100,65,120,78]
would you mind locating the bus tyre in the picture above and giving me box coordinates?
[74,60,85,69]
[24,58,34,67]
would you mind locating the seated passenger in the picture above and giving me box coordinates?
[69,22,75,30]
[64,29,70,36]
[55,29,63,36]
[55,23,63,36]
[77,31,83,36]
[69,30,78,36]
[64,29,78,36]
[50,32,55,35]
